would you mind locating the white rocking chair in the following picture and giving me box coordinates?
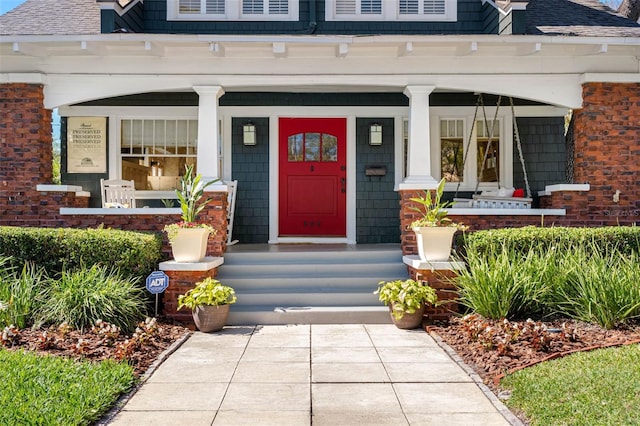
[100,179,137,208]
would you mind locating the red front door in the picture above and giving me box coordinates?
[279,118,347,236]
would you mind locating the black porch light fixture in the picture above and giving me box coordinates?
[369,123,383,146]
[243,122,256,146]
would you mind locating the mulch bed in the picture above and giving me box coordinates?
[429,314,640,389]
[1,317,191,377]
[5,313,640,393]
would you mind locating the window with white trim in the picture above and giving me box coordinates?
[326,0,455,21]
[429,109,513,190]
[440,119,465,183]
[120,119,198,190]
[168,0,298,20]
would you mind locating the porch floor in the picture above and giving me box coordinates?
[225,243,403,253]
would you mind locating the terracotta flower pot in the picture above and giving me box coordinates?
[192,304,230,332]
[170,227,210,263]
[413,226,457,262]
[389,303,426,329]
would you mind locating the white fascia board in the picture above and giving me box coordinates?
[2,33,638,47]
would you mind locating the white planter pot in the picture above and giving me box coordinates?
[413,226,458,262]
[170,227,210,263]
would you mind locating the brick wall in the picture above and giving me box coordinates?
[0,84,53,225]
[408,267,460,322]
[571,82,640,225]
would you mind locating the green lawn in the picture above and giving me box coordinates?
[502,344,640,426]
[0,349,135,425]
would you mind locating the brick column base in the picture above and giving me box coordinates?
[404,257,465,322]
[159,257,224,325]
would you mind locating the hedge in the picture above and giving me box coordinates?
[0,226,163,281]
[464,226,640,256]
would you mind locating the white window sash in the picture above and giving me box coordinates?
[326,0,456,21]
[429,108,512,191]
[168,0,298,21]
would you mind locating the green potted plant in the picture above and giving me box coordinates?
[409,178,467,262]
[375,279,437,329]
[177,277,237,332]
[164,164,218,262]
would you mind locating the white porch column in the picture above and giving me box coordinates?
[193,85,225,180]
[399,85,438,190]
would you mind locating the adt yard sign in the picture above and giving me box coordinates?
[146,271,169,294]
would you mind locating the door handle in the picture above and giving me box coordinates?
[341,177,346,193]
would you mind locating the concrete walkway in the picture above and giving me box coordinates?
[110,324,514,425]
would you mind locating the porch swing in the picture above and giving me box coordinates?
[452,93,533,209]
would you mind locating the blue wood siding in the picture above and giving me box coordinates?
[356,118,400,244]
[513,117,567,199]
[231,117,271,243]
[133,0,488,35]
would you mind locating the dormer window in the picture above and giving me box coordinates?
[326,0,456,21]
[168,0,298,20]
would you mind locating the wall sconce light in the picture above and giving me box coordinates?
[369,123,383,146]
[243,122,256,146]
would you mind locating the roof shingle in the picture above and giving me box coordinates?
[0,0,101,35]
[526,0,640,36]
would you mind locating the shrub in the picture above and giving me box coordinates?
[454,244,560,319]
[35,265,148,332]
[0,226,162,281]
[457,226,640,326]
[465,226,640,257]
[550,247,640,329]
[0,257,45,329]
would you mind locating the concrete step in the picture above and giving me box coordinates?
[218,262,407,279]
[218,244,408,325]
[222,245,403,265]
[235,287,382,306]
[221,276,394,291]
[228,305,392,325]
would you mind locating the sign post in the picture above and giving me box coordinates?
[146,271,169,317]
